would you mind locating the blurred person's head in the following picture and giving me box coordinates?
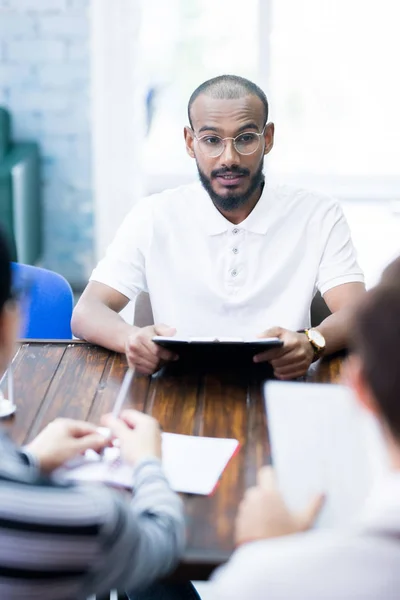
[380,255,400,286]
[347,275,400,462]
[0,228,19,376]
[184,75,274,214]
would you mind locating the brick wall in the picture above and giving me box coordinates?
[0,0,93,288]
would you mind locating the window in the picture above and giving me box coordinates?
[269,0,400,198]
[140,0,400,199]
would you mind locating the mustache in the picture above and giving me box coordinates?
[211,166,250,178]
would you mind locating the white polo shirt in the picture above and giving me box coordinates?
[90,182,364,338]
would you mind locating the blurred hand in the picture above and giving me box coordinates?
[254,327,314,379]
[26,418,108,474]
[235,466,324,546]
[125,324,179,375]
[101,409,162,465]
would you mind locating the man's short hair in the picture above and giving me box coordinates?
[0,227,12,313]
[188,75,269,128]
[353,278,400,440]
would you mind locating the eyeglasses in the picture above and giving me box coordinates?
[193,125,267,158]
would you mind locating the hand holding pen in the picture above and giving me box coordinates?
[101,368,162,465]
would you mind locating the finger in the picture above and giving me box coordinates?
[129,336,160,359]
[275,369,308,381]
[257,465,278,489]
[297,494,325,531]
[73,433,109,453]
[154,323,177,337]
[101,414,132,440]
[273,363,307,376]
[142,336,178,362]
[126,342,160,372]
[155,346,179,362]
[64,421,99,439]
[134,358,160,375]
[119,409,157,429]
[273,362,309,379]
[243,486,260,501]
[253,345,291,363]
[257,327,284,339]
[95,426,114,444]
[270,349,304,369]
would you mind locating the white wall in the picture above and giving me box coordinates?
[0,0,93,287]
[90,0,145,262]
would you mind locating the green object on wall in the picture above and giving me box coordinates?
[0,107,42,264]
[0,108,11,162]
[0,166,17,261]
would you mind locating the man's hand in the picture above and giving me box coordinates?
[235,466,324,546]
[254,326,314,379]
[125,324,179,375]
[26,419,108,474]
[101,409,162,465]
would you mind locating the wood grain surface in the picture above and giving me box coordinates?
[5,341,345,580]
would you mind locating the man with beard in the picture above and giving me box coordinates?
[72,75,365,378]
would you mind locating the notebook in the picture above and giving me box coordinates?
[264,381,389,529]
[55,432,239,496]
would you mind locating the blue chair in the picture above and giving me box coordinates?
[11,263,74,339]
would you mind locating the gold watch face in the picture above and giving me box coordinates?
[308,328,326,349]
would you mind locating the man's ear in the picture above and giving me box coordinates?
[344,354,381,418]
[184,126,195,158]
[263,122,274,156]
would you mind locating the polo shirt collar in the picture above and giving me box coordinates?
[199,183,272,236]
[239,185,272,234]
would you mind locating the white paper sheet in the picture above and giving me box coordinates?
[55,432,239,496]
[264,382,389,529]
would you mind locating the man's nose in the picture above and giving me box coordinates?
[220,139,240,167]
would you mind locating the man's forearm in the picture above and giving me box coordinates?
[317,281,366,356]
[317,307,354,356]
[72,301,138,353]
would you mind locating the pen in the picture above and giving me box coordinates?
[111,367,135,418]
[0,347,20,389]
[7,360,14,407]
[99,367,135,459]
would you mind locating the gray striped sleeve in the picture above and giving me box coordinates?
[80,457,186,597]
[0,450,185,600]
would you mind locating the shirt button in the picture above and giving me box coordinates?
[231,269,238,277]
[232,247,239,254]
[232,228,239,235]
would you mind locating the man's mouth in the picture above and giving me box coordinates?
[219,173,243,180]
[214,171,248,186]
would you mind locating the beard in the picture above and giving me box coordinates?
[196,159,265,212]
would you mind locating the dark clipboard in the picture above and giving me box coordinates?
[152,336,283,367]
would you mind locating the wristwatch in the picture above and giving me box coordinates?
[302,328,326,360]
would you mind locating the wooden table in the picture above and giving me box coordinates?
[5,340,345,580]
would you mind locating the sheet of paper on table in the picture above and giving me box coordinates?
[55,432,239,496]
[264,381,389,529]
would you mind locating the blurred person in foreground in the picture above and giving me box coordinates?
[210,256,400,600]
[380,254,400,285]
[0,230,184,598]
[72,74,365,380]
